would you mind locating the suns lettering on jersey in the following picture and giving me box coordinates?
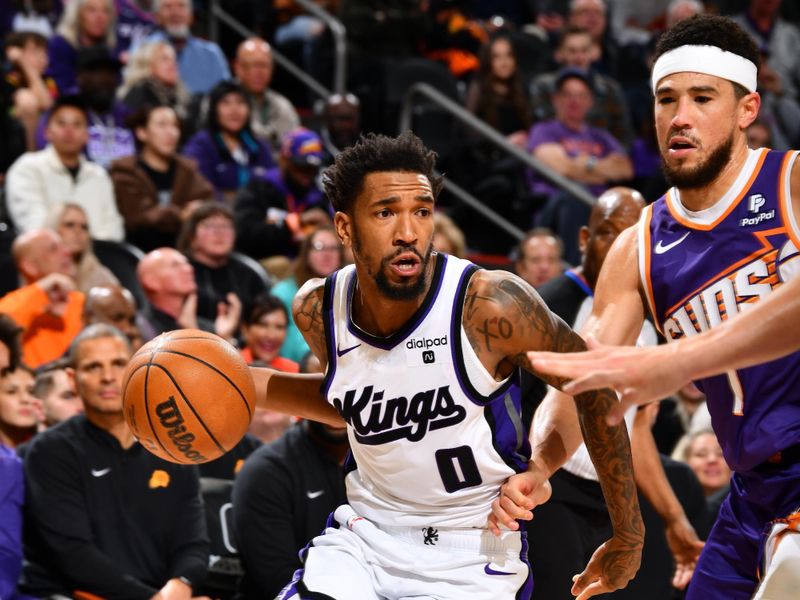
[662,238,796,340]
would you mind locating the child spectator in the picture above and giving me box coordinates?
[0,364,38,449]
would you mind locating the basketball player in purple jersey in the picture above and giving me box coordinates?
[494,14,800,600]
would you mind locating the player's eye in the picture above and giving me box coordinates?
[376,209,392,218]
[695,96,711,103]
[417,208,432,217]
[657,97,675,105]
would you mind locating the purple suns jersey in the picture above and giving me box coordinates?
[639,148,800,472]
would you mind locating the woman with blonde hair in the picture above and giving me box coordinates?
[46,0,117,92]
[47,203,119,294]
[118,41,191,121]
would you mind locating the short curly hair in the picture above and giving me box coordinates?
[322,131,444,214]
[654,15,760,99]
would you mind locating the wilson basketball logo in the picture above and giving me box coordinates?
[155,397,208,463]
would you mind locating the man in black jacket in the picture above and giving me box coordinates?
[20,323,209,600]
[232,419,348,599]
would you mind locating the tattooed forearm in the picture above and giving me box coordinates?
[293,285,327,364]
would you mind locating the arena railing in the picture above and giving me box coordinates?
[208,0,332,100]
[400,82,598,209]
[292,0,348,95]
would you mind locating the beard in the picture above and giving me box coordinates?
[661,131,734,190]
[352,227,433,301]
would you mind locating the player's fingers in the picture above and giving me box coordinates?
[570,563,600,597]
[499,495,533,521]
[562,370,617,396]
[672,563,694,589]
[606,398,630,426]
[500,482,535,510]
[490,498,519,531]
[574,579,611,600]
[487,513,502,537]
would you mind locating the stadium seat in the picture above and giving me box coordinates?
[93,239,148,309]
[229,251,273,293]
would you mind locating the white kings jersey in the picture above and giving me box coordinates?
[321,253,531,528]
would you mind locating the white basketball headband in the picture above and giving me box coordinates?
[651,45,758,94]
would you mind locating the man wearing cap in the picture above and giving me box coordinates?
[233,127,331,259]
[526,67,632,264]
[496,14,800,600]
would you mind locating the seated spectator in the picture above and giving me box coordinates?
[137,247,240,341]
[46,0,117,94]
[8,0,59,38]
[234,37,300,152]
[0,364,38,449]
[748,117,774,149]
[239,295,298,372]
[514,228,564,288]
[754,48,800,150]
[183,80,274,204]
[32,358,81,428]
[177,202,268,327]
[271,225,343,363]
[233,128,329,259]
[0,314,23,597]
[232,418,348,599]
[20,324,209,598]
[528,69,632,263]
[4,31,56,150]
[47,202,119,293]
[467,33,532,149]
[83,285,143,350]
[118,41,191,121]
[680,428,731,537]
[432,212,467,258]
[137,0,230,94]
[529,26,634,148]
[7,95,123,240]
[682,430,732,499]
[0,85,27,186]
[317,92,362,163]
[567,0,619,78]
[0,229,83,368]
[111,104,213,250]
[652,381,707,456]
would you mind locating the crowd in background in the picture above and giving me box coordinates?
[1,0,795,598]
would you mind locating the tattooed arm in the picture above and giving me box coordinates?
[463,267,643,598]
[248,278,344,427]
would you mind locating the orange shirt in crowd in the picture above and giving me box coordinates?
[0,284,84,367]
[240,347,300,373]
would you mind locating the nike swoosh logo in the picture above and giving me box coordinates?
[306,489,325,499]
[484,564,516,576]
[654,231,690,254]
[91,468,111,477]
[336,343,361,357]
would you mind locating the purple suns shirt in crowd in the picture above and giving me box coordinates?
[639,148,800,473]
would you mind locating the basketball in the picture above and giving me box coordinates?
[122,329,256,464]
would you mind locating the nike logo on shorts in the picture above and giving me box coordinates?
[484,563,516,576]
[336,343,361,357]
[306,489,325,499]
[91,468,111,477]
[655,231,690,254]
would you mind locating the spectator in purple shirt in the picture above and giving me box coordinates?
[46,0,117,94]
[527,68,632,263]
[182,80,274,204]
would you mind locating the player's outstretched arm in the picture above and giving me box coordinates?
[529,274,800,422]
[463,270,643,599]
[246,278,345,428]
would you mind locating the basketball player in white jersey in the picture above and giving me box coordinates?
[492,15,800,600]
[259,131,644,600]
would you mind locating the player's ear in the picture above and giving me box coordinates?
[738,91,761,130]
[334,211,352,248]
[578,226,590,256]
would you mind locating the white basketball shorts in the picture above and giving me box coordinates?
[276,504,532,600]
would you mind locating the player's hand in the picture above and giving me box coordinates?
[488,461,551,536]
[177,293,199,330]
[528,337,690,424]
[35,272,75,317]
[571,535,642,599]
[665,515,704,589]
[214,293,242,341]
